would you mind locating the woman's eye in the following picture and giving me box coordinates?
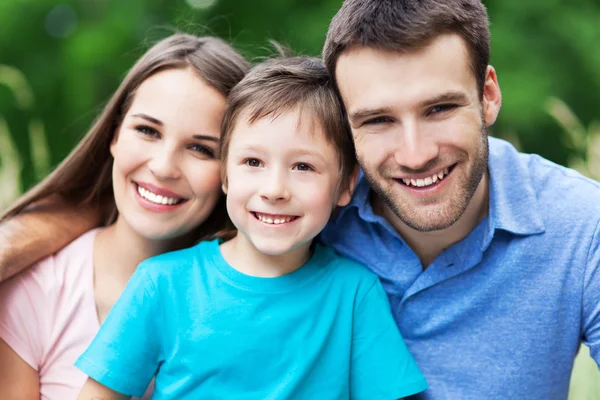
[244,158,263,167]
[135,125,160,137]
[190,144,216,159]
[294,163,314,172]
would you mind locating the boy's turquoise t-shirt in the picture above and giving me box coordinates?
[76,240,427,399]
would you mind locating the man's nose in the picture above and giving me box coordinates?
[393,120,439,170]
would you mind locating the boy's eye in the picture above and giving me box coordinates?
[294,163,314,172]
[189,144,216,159]
[135,125,160,137]
[244,158,263,168]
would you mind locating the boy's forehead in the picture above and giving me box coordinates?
[229,108,337,154]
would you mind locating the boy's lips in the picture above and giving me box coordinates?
[251,211,300,225]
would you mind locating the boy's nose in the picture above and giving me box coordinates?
[259,171,290,202]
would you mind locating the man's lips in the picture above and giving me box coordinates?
[395,164,456,188]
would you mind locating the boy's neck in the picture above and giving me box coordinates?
[219,234,312,278]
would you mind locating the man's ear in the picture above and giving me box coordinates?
[482,65,502,127]
[336,166,360,207]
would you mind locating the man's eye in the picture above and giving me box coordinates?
[429,104,457,115]
[294,163,314,172]
[363,116,392,125]
[244,158,263,167]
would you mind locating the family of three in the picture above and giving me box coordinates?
[1,0,599,399]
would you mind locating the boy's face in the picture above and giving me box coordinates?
[224,108,350,258]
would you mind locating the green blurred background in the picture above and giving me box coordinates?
[0,0,599,397]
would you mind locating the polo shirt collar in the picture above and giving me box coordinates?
[486,137,545,236]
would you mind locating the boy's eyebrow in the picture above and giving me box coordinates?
[292,148,327,162]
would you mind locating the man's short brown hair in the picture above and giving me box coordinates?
[220,57,356,196]
[323,0,491,96]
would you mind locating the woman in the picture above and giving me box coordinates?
[0,33,248,399]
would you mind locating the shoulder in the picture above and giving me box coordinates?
[0,228,97,300]
[136,239,218,284]
[314,245,379,290]
[490,137,600,224]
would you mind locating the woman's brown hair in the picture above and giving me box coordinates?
[2,34,249,241]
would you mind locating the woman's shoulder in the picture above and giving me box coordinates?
[0,228,99,298]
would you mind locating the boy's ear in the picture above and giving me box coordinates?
[336,166,359,207]
[221,179,228,195]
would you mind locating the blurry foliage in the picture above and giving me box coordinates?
[1,0,599,194]
[0,0,599,397]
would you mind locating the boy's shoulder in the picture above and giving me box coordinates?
[315,244,379,285]
[137,239,218,280]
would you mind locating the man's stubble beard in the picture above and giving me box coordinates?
[360,125,489,233]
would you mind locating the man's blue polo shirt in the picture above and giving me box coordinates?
[321,137,600,399]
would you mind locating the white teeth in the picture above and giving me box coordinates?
[256,213,294,224]
[137,185,181,205]
[401,167,451,188]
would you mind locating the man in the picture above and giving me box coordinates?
[1,1,599,398]
[319,0,600,399]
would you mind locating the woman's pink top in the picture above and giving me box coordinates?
[0,229,152,399]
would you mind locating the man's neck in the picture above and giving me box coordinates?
[375,172,489,269]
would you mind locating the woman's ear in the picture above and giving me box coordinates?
[336,166,359,207]
[109,127,121,158]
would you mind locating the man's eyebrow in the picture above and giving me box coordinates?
[131,113,163,126]
[420,91,470,107]
[348,107,393,124]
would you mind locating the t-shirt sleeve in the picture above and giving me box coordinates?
[0,260,54,370]
[75,262,162,398]
[350,278,428,399]
[583,219,600,365]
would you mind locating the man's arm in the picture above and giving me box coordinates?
[0,197,105,282]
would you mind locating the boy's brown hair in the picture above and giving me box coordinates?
[220,57,356,197]
[323,0,491,97]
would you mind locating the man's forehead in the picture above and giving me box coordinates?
[336,35,478,109]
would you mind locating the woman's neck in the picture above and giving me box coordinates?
[92,216,193,323]
[219,234,312,278]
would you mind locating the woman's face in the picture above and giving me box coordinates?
[110,67,226,240]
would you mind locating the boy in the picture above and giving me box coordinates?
[76,57,427,399]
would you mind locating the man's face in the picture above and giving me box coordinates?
[335,34,500,232]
